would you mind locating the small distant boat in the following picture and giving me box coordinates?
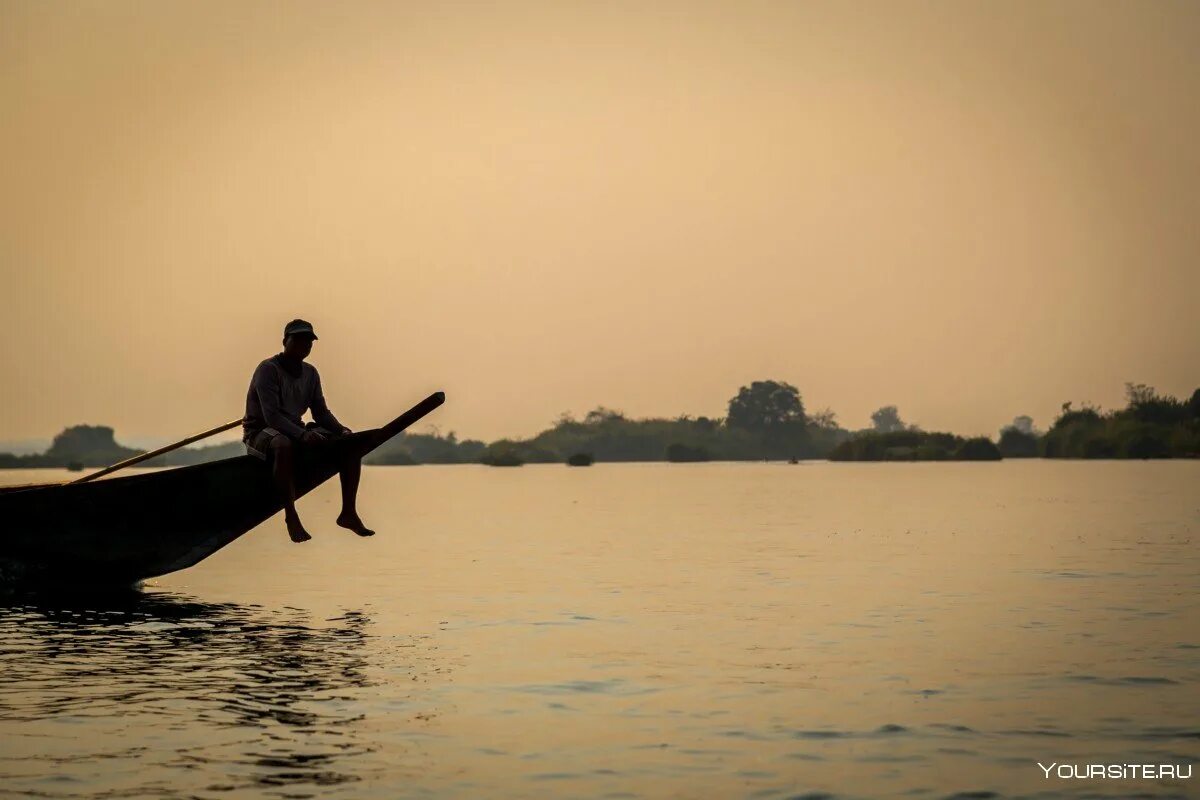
[566,452,594,467]
[66,461,84,472]
[0,392,444,587]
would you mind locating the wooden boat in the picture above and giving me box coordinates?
[0,392,444,588]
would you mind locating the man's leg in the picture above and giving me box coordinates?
[335,453,375,537]
[270,436,311,543]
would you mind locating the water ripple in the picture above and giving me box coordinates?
[0,589,441,798]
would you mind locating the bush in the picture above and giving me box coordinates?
[1081,436,1117,458]
[998,428,1039,458]
[1120,431,1170,459]
[1042,413,1105,458]
[482,452,523,467]
[367,431,486,465]
[372,448,417,466]
[915,444,952,460]
[830,430,966,461]
[1168,424,1200,456]
[1041,389,1197,458]
[666,443,710,462]
[955,437,1002,461]
[478,439,558,466]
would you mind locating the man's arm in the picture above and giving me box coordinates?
[255,362,308,439]
[311,370,348,433]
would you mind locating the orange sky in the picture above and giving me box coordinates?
[1,0,1197,445]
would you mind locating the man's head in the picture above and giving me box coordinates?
[282,318,318,360]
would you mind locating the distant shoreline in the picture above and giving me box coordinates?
[3,380,1196,469]
[4,456,1199,475]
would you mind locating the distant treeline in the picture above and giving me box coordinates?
[3,381,1197,469]
[369,381,1199,464]
[828,383,1200,462]
[0,425,245,470]
[368,381,848,466]
[1036,383,1200,459]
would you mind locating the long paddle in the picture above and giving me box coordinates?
[71,418,244,484]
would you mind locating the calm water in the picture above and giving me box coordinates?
[0,461,1197,799]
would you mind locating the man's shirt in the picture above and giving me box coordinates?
[243,354,344,442]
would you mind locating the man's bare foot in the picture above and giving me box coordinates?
[336,512,375,537]
[286,516,312,543]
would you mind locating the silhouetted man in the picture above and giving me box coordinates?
[243,319,374,543]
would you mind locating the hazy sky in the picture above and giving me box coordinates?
[2,0,1197,445]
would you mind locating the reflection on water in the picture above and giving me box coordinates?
[0,589,436,799]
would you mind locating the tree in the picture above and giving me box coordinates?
[955,437,1002,461]
[809,407,838,430]
[870,406,906,433]
[727,380,807,433]
[1009,415,1036,436]
[1052,401,1102,430]
[584,407,626,425]
[998,415,1040,457]
[998,427,1039,457]
[666,443,710,462]
[1125,382,1157,406]
[727,380,808,458]
[1122,383,1189,425]
[44,425,140,467]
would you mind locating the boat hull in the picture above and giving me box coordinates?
[0,392,444,587]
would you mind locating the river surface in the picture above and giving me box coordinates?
[0,461,1197,799]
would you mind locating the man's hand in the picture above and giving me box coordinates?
[301,429,327,445]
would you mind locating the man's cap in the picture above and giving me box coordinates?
[284,319,318,340]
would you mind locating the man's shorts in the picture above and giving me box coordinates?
[245,423,344,461]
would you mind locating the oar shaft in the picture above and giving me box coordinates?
[72,418,244,484]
